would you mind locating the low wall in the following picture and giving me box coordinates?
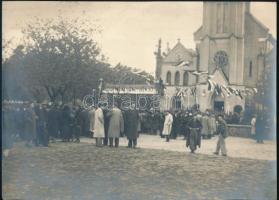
[227,124,251,138]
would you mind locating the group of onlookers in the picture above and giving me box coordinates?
[2,101,142,157]
[88,103,140,148]
[139,110,218,140]
[2,102,84,149]
[2,101,271,158]
[161,110,227,155]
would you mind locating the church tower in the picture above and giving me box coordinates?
[194,2,273,112]
[194,2,248,85]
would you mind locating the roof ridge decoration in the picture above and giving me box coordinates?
[163,41,196,63]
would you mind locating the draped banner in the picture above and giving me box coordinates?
[206,79,257,99]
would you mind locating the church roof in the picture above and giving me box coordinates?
[246,12,269,32]
[193,25,203,40]
[211,68,229,83]
[163,41,196,63]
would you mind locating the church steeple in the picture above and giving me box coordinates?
[155,38,163,80]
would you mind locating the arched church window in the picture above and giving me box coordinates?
[166,71,171,85]
[249,61,253,77]
[183,72,189,86]
[214,50,229,78]
[214,51,229,69]
[175,71,180,85]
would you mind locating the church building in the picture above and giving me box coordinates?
[155,2,275,112]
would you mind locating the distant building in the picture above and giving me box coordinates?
[155,2,276,112]
[102,84,158,110]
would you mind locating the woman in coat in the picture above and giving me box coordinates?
[162,111,173,142]
[93,104,105,147]
[107,105,124,147]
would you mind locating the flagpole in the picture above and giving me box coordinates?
[187,89,189,108]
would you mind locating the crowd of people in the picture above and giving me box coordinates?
[2,101,269,157]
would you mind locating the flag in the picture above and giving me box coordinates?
[215,84,222,95]
[208,79,215,92]
[191,87,196,96]
[207,80,211,91]
[223,85,231,96]
[176,61,189,67]
[237,90,243,99]
[221,85,229,97]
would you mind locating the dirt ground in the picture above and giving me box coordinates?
[82,134,277,160]
[2,135,277,200]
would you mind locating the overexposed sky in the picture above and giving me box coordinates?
[2,1,277,74]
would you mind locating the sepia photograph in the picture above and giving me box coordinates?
[2,1,277,200]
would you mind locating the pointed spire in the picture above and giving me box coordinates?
[177,38,181,43]
[155,38,162,57]
[158,38,162,54]
[166,42,170,53]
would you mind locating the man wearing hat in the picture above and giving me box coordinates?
[213,115,228,156]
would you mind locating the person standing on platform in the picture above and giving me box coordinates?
[162,111,173,142]
[213,115,228,156]
[107,104,124,147]
[124,104,140,148]
[93,104,105,147]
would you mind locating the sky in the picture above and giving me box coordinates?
[2,1,277,74]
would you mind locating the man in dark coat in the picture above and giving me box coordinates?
[124,104,140,148]
[15,107,24,140]
[255,114,265,143]
[80,108,90,137]
[186,115,202,153]
[47,105,60,142]
[35,104,49,146]
[154,111,165,138]
[60,105,72,142]
[24,105,37,147]
[214,115,228,156]
[73,106,83,143]
[103,108,110,146]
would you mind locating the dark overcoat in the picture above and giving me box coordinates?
[255,117,265,140]
[186,119,202,148]
[47,107,60,138]
[24,108,37,141]
[124,109,140,140]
